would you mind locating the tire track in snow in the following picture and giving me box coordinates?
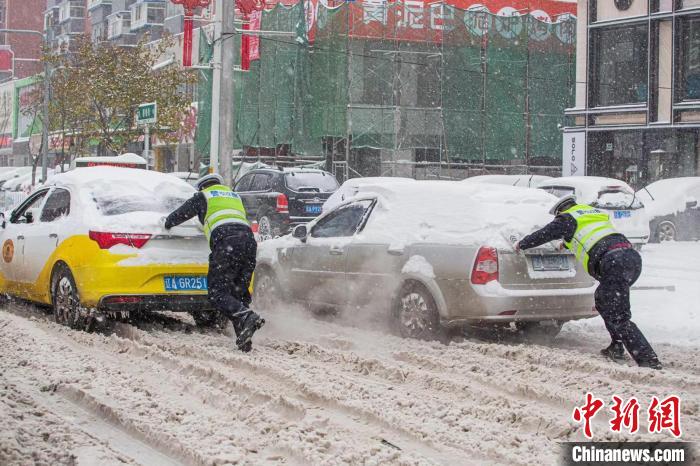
[112,325,577,465]
[0,309,450,465]
[110,323,485,465]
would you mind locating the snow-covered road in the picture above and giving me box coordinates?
[1,243,698,465]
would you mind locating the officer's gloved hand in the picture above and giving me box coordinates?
[514,241,522,254]
[160,216,169,230]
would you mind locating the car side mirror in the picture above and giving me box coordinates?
[24,210,34,224]
[686,200,698,209]
[292,224,308,242]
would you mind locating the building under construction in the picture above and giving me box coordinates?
[196,0,576,181]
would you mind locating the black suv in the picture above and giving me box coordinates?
[233,167,340,240]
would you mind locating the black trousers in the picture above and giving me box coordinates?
[208,226,257,334]
[594,248,658,363]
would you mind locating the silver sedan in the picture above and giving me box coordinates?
[254,181,597,340]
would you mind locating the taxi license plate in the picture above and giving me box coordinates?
[614,210,631,219]
[305,204,322,215]
[531,255,570,272]
[164,276,208,292]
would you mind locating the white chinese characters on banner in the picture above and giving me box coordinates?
[463,4,490,37]
[352,0,575,42]
[495,6,522,40]
[363,0,388,25]
[399,0,425,30]
[430,3,454,31]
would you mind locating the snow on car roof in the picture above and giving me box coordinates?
[332,180,557,248]
[323,177,415,212]
[462,174,552,188]
[637,177,700,217]
[49,167,197,232]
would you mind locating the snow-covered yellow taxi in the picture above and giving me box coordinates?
[0,167,218,330]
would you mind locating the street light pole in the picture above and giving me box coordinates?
[0,28,49,181]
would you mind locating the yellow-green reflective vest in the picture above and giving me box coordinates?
[563,204,618,272]
[202,184,249,240]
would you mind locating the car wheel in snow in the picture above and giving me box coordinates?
[253,268,279,311]
[257,215,277,242]
[394,282,441,341]
[51,265,92,332]
[515,321,562,342]
[656,221,677,242]
[190,310,229,332]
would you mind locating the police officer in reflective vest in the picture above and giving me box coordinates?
[164,173,265,352]
[515,195,662,369]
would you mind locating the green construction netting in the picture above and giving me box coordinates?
[196,28,214,172]
[229,3,575,164]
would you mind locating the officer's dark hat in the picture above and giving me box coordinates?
[549,194,577,216]
[196,173,224,191]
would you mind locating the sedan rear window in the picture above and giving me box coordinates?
[285,172,339,193]
[91,181,193,216]
[539,186,575,198]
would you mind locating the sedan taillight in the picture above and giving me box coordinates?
[471,246,499,285]
[276,193,289,213]
[89,231,152,249]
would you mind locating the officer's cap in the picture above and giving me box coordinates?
[549,194,577,216]
[196,173,225,191]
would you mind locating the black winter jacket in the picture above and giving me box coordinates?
[518,213,629,277]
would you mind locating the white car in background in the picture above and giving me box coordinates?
[536,176,650,249]
[462,174,552,188]
[637,177,700,242]
[0,167,32,189]
[169,171,199,187]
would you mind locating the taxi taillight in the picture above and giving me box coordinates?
[89,231,152,249]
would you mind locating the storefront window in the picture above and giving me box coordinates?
[677,17,700,101]
[590,25,648,107]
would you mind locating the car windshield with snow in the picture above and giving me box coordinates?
[255,181,597,340]
[0,167,221,330]
[537,176,650,249]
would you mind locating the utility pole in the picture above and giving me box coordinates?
[42,60,50,180]
[209,0,223,175]
[0,29,47,179]
[219,0,236,186]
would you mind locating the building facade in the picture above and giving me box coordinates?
[0,0,44,79]
[566,0,700,189]
[211,0,577,181]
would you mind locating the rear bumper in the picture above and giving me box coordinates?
[99,294,212,312]
[439,279,597,325]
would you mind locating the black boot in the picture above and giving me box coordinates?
[600,341,626,362]
[637,358,663,370]
[236,312,265,352]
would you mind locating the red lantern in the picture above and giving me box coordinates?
[170,0,212,67]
